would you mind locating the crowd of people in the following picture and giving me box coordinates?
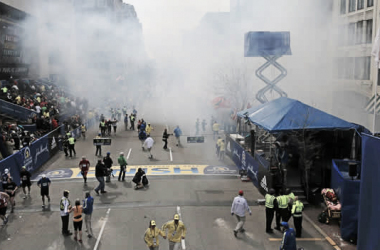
[0,78,91,160]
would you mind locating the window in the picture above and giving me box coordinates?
[349,0,356,12]
[366,19,373,43]
[356,21,364,44]
[368,0,374,7]
[338,25,347,46]
[357,0,364,10]
[348,23,356,45]
[355,57,371,80]
[345,57,355,79]
[341,0,346,14]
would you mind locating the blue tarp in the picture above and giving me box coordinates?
[237,97,357,132]
[244,31,292,57]
[331,160,360,241]
[358,134,380,250]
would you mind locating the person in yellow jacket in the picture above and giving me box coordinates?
[212,121,220,140]
[144,220,166,250]
[162,214,187,250]
[216,137,222,157]
[291,196,304,238]
[219,139,226,160]
[146,123,154,136]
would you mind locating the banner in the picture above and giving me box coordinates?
[47,126,61,157]
[19,136,50,174]
[0,99,36,122]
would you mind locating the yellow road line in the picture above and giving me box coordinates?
[325,236,336,246]
[269,238,324,241]
[334,246,342,250]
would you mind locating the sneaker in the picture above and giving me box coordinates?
[42,204,45,208]
[240,228,245,233]
[233,230,238,237]
[94,189,99,195]
[101,191,107,194]
[23,195,27,199]
[88,234,93,238]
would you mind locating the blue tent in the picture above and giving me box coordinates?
[237,97,357,132]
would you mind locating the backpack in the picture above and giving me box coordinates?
[142,175,149,186]
[318,212,327,223]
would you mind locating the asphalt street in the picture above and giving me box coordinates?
[0,121,336,250]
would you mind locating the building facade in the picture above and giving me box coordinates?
[332,0,379,130]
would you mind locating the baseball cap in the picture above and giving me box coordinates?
[120,152,124,155]
[174,214,179,220]
[4,169,9,174]
[238,190,244,195]
[82,156,86,159]
[42,174,46,178]
[151,220,156,226]
[281,222,289,228]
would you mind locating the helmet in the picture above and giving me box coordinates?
[42,174,46,178]
[174,214,180,220]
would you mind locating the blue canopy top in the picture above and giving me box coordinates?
[237,97,357,132]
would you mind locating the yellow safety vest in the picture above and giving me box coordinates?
[68,137,75,145]
[277,195,289,209]
[291,200,304,217]
[60,197,70,211]
[2,87,7,93]
[265,194,275,208]
[100,121,105,127]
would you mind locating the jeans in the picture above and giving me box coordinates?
[85,214,93,236]
[119,165,126,181]
[96,146,101,156]
[95,176,105,192]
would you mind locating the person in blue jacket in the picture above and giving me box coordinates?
[280,222,297,250]
[83,191,94,238]
[173,126,182,146]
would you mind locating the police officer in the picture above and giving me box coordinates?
[130,114,135,130]
[275,193,289,231]
[162,214,187,250]
[99,119,106,137]
[285,188,295,222]
[291,196,304,238]
[63,136,69,157]
[60,190,72,236]
[68,134,76,158]
[95,133,102,156]
[265,188,277,233]
[279,222,297,250]
[103,152,113,183]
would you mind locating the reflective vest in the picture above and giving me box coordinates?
[291,200,304,217]
[68,137,75,145]
[2,87,7,93]
[100,121,105,127]
[81,125,86,132]
[277,195,289,209]
[265,194,275,209]
[60,197,70,211]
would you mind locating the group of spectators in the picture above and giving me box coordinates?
[0,78,90,160]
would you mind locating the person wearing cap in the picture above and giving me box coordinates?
[3,177,17,213]
[144,220,166,250]
[37,174,51,208]
[60,190,72,236]
[20,166,32,198]
[103,152,113,183]
[95,133,102,156]
[1,168,10,190]
[162,214,187,250]
[79,156,90,184]
[231,190,252,237]
[279,222,297,250]
[83,191,94,238]
[0,191,10,225]
[68,134,76,158]
[117,152,128,181]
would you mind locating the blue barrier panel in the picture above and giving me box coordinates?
[226,135,271,194]
[19,136,50,174]
[358,134,380,250]
[0,99,36,122]
[331,160,360,242]
[0,153,22,190]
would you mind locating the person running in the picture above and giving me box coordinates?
[143,135,154,159]
[144,220,166,250]
[173,126,182,147]
[83,191,94,238]
[19,166,31,199]
[37,174,51,208]
[118,152,128,182]
[70,199,84,243]
[79,156,90,185]
[112,118,118,134]
[162,214,187,250]
[3,177,17,213]
[0,191,10,225]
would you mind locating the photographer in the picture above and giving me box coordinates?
[103,152,113,183]
[133,168,148,190]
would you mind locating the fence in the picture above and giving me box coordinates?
[0,98,36,122]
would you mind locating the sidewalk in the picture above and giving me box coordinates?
[304,203,356,250]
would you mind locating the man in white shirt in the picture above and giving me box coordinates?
[231,190,251,237]
[143,135,154,159]
[60,190,72,236]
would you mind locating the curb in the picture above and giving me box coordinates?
[303,213,341,250]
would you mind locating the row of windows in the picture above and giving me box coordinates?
[341,0,374,14]
[338,19,373,45]
[2,49,20,57]
[336,57,371,80]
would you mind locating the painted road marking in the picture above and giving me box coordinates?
[169,148,173,162]
[177,206,186,250]
[127,148,132,160]
[94,208,111,250]
[269,238,324,241]
[33,165,239,180]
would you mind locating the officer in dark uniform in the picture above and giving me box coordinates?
[265,188,277,233]
[103,152,113,183]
